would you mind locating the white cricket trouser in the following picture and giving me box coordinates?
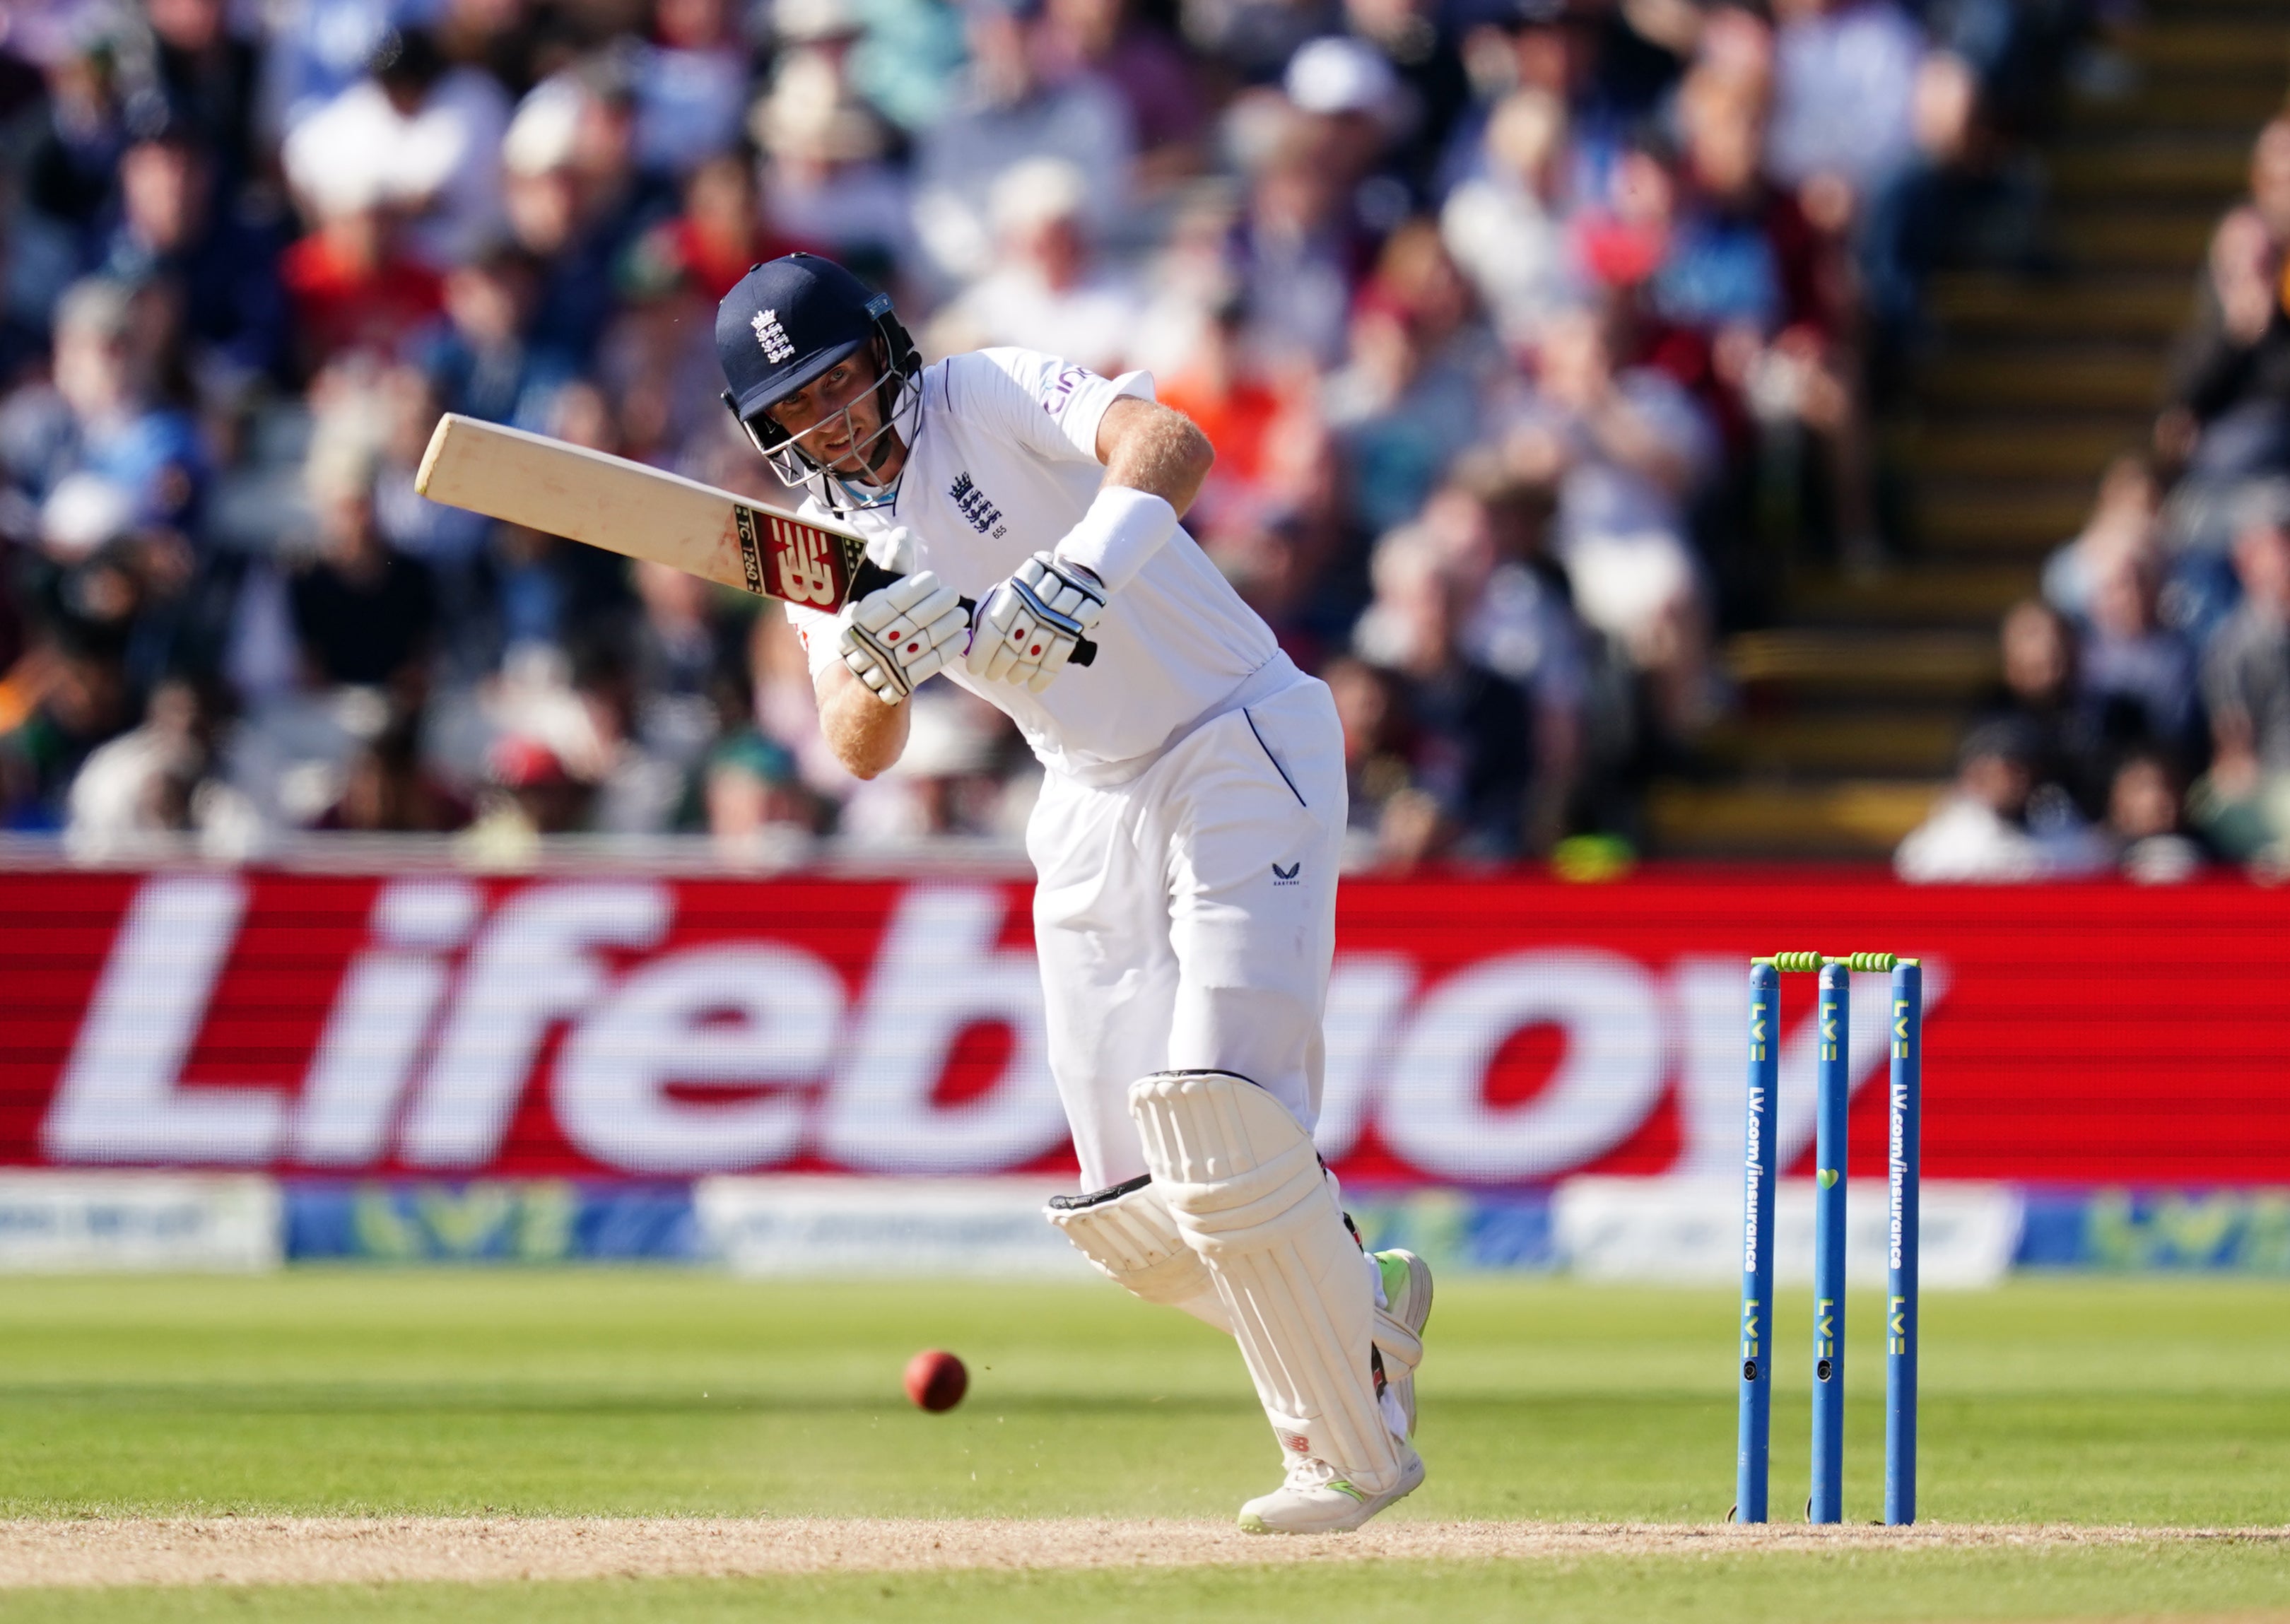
[1027,673,1346,1191]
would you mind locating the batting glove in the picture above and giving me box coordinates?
[965,553,1106,694]
[838,570,968,706]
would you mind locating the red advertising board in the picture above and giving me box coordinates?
[0,866,2284,1185]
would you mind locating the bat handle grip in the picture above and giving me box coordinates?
[848,561,1096,669]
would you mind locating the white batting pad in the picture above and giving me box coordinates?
[1043,1176,1221,1320]
[1129,1070,1406,1494]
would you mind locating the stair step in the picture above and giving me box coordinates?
[1646,779,1946,858]
[1783,563,2040,626]
[1902,416,2151,479]
[2065,80,2285,131]
[1698,712,1968,776]
[1915,480,2093,553]
[2052,211,2214,271]
[1927,274,2191,339]
[1918,349,2170,411]
[1724,629,1999,698]
[2050,140,2251,200]
[2120,23,2290,74]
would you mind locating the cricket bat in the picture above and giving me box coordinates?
[415,413,1094,664]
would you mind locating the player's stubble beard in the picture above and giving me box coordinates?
[798,354,908,490]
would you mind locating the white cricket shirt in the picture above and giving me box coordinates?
[785,347,1291,785]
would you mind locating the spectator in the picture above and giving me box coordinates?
[909,0,1134,291]
[282,27,511,273]
[1894,719,2107,883]
[500,64,674,364]
[0,620,136,830]
[264,0,401,134]
[1043,0,1209,191]
[420,243,575,431]
[753,47,912,282]
[1979,597,2101,816]
[372,362,494,676]
[278,151,446,370]
[2041,452,2161,625]
[1228,110,1365,369]
[564,638,690,835]
[19,20,129,266]
[704,726,820,863]
[100,119,292,396]
[286,429,438,693]
[1857,49,2039,390]
[1429,452,1586,848]
[2158,117,2290,478]
[459,732,593,861]
[1765,0,1925,200]
[1283,35,1411,234]
[635,0,752,179]
[1336,0,1472,197]
[1440,88,1579,346]
[2105,748,2204,885]
[3,279,208,540]
[2195,490,2290,859]
[1352,533,1534,858]
[933,158,1144,375]
[148,0,264,189]
[317,709,471,832]
[1321,222,1486,536]
[1325,652,1443,869]
[1502,301,1718,737]
[64,673,260,857]
[2078,541,2202,767]
[636,149,800,305]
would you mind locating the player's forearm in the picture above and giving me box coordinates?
[1048,399,1214,597]
[1096,397,1214,517]
[816,661,910,779]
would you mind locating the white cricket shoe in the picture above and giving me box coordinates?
[1237,1442,1426,1535]
[1373,1248,1434,1437]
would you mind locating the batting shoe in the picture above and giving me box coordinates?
[1237,1442,1427,1535]
[1373,1248,1434,1437]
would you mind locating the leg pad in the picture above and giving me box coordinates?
[1130,1069,1405,1495]
[1045,1174,1217,1311]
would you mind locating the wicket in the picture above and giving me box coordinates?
[1734,952,1922,1526]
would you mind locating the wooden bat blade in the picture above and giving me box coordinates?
[414,413,869,609]
[414,413,1095,665]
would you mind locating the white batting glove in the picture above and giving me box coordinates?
[965,553,1105,694]
[838,570,968,706]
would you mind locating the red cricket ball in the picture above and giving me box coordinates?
[904,1348,968,1413]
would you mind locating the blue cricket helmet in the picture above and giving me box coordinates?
[715,252,919,452]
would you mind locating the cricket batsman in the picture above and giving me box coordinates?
[715,252,1433,1533]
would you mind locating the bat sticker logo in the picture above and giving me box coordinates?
[732,508,765,596]
[772,518,842,606]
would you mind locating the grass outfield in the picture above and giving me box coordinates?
[2,1271,2287,1619]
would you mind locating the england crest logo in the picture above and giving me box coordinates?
[751,308,795,364]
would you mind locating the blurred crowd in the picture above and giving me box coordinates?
[0,0,2081,866]
[1897,112,2290,883]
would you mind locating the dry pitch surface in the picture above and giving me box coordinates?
[5,1518,2286,1589]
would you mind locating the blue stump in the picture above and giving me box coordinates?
[1809,961,1849,1524]
[1734,961,1781,1523]
[1885,961,1922,1526]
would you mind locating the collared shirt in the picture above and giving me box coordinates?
[785,348,1286,785]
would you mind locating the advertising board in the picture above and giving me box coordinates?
[2,867,2282,1189]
